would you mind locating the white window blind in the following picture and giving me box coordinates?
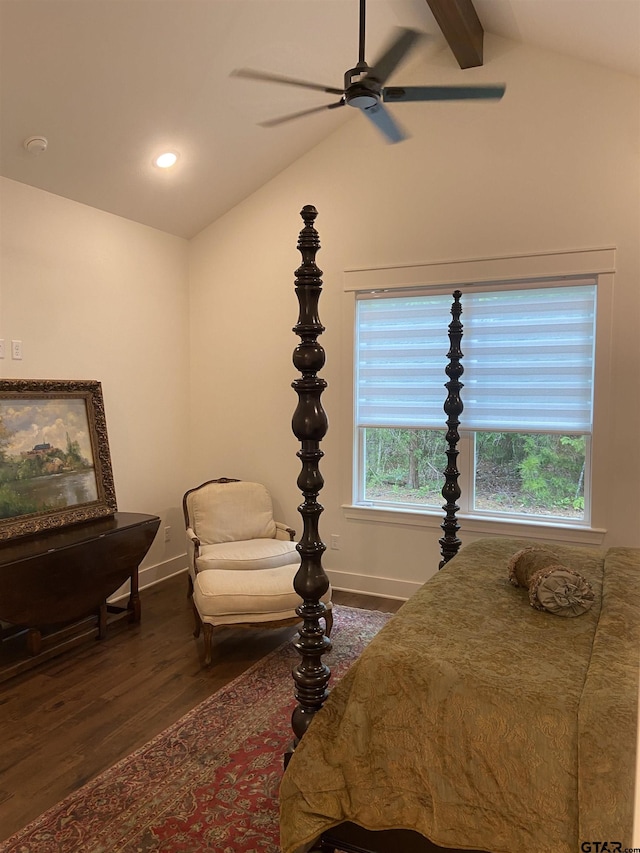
[356,293,452,428]
[355,280,596,433]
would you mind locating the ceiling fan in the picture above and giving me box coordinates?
[232,0,506,144]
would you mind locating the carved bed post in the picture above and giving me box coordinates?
[439,290,464,569]
[289,205,331,756]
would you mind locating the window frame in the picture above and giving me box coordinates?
[340,248,615,546]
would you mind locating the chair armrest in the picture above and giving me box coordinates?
[275,521,296,541]
[186,527,200,547]
[185,527,201,576]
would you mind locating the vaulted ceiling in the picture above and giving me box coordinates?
[1,0,638,238]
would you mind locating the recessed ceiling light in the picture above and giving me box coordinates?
[154,151,178,169]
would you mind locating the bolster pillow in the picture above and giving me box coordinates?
[507,547,595,617]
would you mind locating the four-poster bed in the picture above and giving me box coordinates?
[282,206,639,853]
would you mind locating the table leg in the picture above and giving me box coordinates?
[128,565,141,623]
[98,602,107,639]
[26,628,42,656]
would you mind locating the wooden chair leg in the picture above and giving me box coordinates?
[325,608,334,637]
[202,622,214,666]
[187,574,202,638]
[191,598,202,638]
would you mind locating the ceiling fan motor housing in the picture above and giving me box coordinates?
[344,65,380,109]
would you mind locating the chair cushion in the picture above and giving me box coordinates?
[195,538,300,572]
[193,563,332,621]
[189,481,277,544]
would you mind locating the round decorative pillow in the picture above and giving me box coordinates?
[507,547,595,617]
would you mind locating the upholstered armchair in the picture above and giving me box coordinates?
[182,477,333,665]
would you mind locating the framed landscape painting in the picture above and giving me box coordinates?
[0,379,117,541]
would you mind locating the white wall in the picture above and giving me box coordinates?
[0,178,191,584]
[2,35,639,598]
[189,35,640,596]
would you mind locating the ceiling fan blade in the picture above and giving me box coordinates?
[383,84,506,102]
[360,101,406,144]
[231,67,344,96]
[366,28,423,86]
[259,100,345,128]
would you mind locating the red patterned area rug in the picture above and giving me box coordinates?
[1,606,392,853]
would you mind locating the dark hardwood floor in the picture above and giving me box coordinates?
[0,572,403,841]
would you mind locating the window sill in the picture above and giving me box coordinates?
[342,504,607,546]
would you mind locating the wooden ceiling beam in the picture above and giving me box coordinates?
[424,0,484,68]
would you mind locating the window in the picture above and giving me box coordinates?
[354,279,597,524]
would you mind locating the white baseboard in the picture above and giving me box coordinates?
[109,559,419,604]
[325,568,420,601]
[140,555,189,589]
[108,554,188,603]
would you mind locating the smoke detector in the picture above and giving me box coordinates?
[24,136,48,154]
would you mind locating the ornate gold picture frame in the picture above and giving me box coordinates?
[0,379,117,540]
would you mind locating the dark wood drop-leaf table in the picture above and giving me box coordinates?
[0,512,160,682]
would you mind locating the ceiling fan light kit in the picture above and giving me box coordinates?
[232,0,505,144]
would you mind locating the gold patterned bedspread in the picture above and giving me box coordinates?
[280,538,640,853]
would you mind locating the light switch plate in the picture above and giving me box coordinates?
[0,339,5,358]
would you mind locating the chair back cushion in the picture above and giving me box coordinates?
[187,480,277,544]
